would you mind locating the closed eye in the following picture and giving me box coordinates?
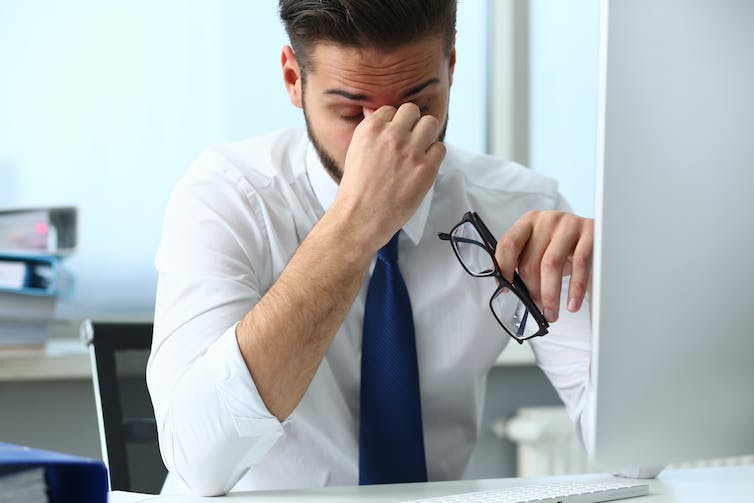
[341,104,428,124]
[341,112,364,124]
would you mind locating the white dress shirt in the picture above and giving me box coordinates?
[147,128,592,496]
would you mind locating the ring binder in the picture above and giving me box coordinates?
[0,442,108,503]
[0,255,59,296]
[0,206,78,256]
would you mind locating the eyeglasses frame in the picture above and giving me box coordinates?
[438,211,549,343]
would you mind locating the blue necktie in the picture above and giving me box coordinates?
[359,231,427,485]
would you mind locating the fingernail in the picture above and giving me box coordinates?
[568,297,580,312]
[544,308,556,322]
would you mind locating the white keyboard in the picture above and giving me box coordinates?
[400,480,649,503]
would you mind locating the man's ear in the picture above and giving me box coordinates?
[448,32,457,87]
[282,45,303,109]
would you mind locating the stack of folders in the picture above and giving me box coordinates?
[0,207,77,351]
[0,442,107,503]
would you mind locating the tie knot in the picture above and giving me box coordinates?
[377,232,400,263]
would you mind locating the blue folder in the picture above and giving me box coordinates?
[0,442,108,503]
[0,254,61,296]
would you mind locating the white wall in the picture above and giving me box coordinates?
[528,0,599,217]
[0,1,487,318]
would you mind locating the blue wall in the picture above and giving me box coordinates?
[0,1,487,317]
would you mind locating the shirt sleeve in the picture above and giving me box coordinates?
[531,193,662,479]
[146,150,286,496]
[528,278,593,449]
[523,191,591,446]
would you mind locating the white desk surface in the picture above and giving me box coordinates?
[109,465,754,502]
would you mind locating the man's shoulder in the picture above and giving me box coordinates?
[167,128,311,212]
[197,128,309,186]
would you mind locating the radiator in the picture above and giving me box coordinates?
[496,406,754,477]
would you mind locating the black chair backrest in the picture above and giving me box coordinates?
[82,320,167,493]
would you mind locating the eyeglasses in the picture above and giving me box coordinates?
[438,211,549,344]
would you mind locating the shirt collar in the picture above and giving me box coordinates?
[305,141,434,246]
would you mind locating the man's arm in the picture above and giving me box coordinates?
[237,102,444,421]
[496,206,595,448]
[234,210,370,421]
[150,103,444,496]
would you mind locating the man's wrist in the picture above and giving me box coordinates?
[322,199,395,258]
[311,208,378,270]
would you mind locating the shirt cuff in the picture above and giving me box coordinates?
[207,322,287,438]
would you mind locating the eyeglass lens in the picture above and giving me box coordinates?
[450,221,495,276]
[451,221,538,340]
[490,288,541,340]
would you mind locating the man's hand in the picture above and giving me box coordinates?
[333,102,445,252]
[495,211,594,323]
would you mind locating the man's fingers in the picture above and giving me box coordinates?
[514,229,550,311]
[411,114,442,150]
[495,213,534,284]
[366,105,398,124]
[390,102,422,131]
[361,103,438,152]
[423,141,447,171]
[494,211,594,323]
[539,224,580,322]
[566,230,593,312]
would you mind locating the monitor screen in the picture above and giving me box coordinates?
[588,0,754,469]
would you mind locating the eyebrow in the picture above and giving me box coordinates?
[323,77,440,102]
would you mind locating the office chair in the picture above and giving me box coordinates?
[81,319,167,493]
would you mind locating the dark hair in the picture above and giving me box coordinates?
[279,0,457,75]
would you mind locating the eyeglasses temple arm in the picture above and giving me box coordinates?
[438,233,490,249]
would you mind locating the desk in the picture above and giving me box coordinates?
[109,465,754,502]
[0,336,540,476]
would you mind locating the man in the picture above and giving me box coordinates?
[147,0,594,496]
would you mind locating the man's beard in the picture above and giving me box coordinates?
[302,96,449,184]
[303,105,345,183]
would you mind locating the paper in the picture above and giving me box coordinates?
[0,262,26,290]
[0,467,47,503]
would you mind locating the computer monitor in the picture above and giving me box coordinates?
[588,0,754,469]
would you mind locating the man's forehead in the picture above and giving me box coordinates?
[307,38,448,97]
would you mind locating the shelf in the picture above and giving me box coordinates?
[0,328,537,382]
[0,338,91,382]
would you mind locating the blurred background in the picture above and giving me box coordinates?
[0,0,597,317]
[0,0,599,481]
